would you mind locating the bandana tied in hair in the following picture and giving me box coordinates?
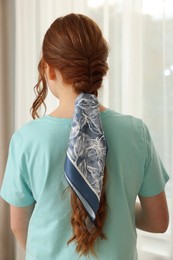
[64,93,107,222]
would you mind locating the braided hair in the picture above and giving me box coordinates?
[31,13,109,256]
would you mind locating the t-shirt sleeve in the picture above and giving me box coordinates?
[138,122,169,197]
[0,133,35,207]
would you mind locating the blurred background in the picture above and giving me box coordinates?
[0,0,172,259]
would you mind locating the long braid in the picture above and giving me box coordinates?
[30,14,109,256]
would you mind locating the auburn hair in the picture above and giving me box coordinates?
[31,13,109,256]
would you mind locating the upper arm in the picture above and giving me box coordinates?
[10,203,35,232]
[138,191,169,232]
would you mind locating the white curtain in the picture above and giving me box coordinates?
[0,1,16,260]
[3,0,173,259]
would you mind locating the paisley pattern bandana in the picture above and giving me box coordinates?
[64,93,107,222]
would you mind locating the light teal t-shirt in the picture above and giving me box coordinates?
[0,109,169,260]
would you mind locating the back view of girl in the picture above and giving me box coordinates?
[1,13,169,260]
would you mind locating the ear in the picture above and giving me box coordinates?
[44,63,56,80]
[48,66,57,80]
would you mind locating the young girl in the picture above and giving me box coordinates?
[1,13,169,260]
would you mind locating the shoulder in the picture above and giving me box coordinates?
[12,117,45,137]
[10,116,71,152]
[101,109,146,138]
[10,117,51,148]
[100,109,152,157]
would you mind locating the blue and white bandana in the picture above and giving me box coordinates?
[64,93,107,222]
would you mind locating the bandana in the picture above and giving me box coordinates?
[64,93,107,222]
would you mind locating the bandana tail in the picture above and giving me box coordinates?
[64,153,100,222]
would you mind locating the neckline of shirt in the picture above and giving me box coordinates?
[43,108,110,122]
